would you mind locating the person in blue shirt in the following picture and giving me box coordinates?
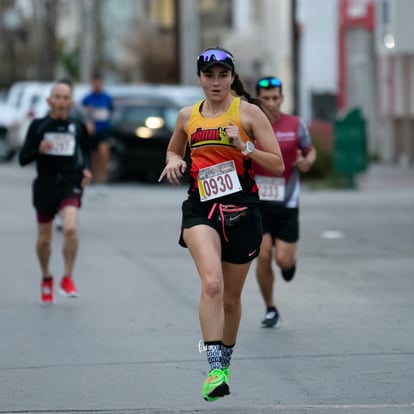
[82,73,113,184]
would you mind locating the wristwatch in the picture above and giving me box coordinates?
[242,141,255,155]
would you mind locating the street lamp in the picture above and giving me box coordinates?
[383,33,395,49]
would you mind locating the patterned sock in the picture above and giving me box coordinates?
[221,343,235,368]
[205,341,223,371]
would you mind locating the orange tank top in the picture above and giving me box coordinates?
[186,97,258,204]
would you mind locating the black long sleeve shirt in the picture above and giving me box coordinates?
[19,115,91,178]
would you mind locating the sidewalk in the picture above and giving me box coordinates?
[357,163,414,191]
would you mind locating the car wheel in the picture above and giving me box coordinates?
[0,131,15,162]
[108,152,124,182]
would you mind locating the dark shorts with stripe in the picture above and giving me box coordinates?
[179,199,263,264]
[259,204,299,243]
[32,175,83,223]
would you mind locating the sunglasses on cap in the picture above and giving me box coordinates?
[197,49,235,72]
[256,77,282,89]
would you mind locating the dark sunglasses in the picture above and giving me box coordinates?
[256,77,282,89]
[197,49,235,66]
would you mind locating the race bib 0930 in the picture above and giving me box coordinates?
[198,160,242,202]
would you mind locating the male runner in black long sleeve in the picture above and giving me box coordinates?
[19,81,92,303]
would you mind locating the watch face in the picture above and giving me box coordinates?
[244,141,253,154]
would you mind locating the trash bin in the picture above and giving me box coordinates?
[334,108,368,187]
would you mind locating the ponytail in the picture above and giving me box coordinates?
[231,73,273,120]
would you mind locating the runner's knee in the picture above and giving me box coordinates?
[202,276,222,298]
[63,226,77,240]
[37,235,51,250]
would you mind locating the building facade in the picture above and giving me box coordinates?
[299,0,414,166]
[6,0,413,166]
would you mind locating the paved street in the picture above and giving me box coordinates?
[0,160,413,414]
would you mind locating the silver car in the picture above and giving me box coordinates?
[0,102,21,161]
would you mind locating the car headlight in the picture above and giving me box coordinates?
[135,116,165,138]
[135,127,154,138]
[145,116,164,129]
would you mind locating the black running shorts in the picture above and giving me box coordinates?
[32,176,83,220]
[259,204,299,243]
[179,199,263,264]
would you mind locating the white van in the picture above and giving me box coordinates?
[5,81,53,147]
[0,102,20,161]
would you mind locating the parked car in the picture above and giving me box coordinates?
[106,83,204,107]
[4,81,55,148]
[5,81,40,109]
[0,102,21,161]
[150,84,204,106]
[107,94,185,183]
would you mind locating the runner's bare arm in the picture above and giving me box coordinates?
[240,102,284,175]
[158,107,191,185]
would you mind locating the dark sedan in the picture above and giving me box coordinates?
[108,96,183,182]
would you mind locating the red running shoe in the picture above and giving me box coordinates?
[41,277,54,304]
[59,275,79,297]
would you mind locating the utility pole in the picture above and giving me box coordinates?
[291,0,299,115]
[80,0,94,82]
[32,0,57,80]
[80,0,103,82]
[176,0,201,85]
[2,7,20,84]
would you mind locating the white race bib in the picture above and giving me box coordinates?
[93,108,110,121]
[43,133,75,156]
[198,160,242,202]
[255,175,285,202]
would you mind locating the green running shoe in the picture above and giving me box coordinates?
[202,368,230,402]
[222,367,231,378]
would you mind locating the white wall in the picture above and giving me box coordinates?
[226,0,293,109]
[298,0,339,120]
